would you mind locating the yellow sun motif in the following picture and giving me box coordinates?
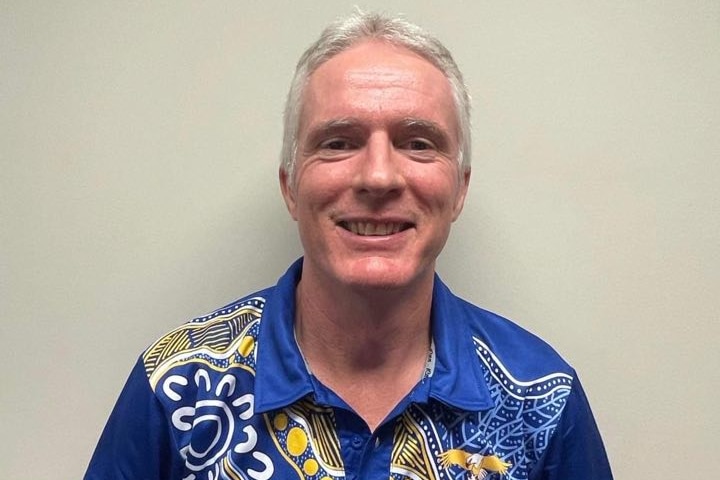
[287,427,308,456]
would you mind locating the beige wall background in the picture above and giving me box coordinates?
[2,1,718,478]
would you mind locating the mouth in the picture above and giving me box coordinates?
[338,220,413,236]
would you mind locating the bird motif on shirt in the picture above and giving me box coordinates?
[438,449,511,479]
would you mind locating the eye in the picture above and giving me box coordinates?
[396,136,443,162]
[405,139,434,151]
[320,138,354,150]
[398,138,438,155]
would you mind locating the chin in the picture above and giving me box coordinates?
[337,257,430,291]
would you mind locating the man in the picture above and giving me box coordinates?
[85,11,612,480]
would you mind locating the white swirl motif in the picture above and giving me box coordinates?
[162,369,274,480]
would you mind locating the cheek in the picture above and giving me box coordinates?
[295,184,332,213]
[411,170,462,211]
[295,166,348,208]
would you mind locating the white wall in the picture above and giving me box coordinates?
[2,1,718,478]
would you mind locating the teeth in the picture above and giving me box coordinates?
[345,222,405,236]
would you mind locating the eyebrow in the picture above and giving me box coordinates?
[302,118,365,150]
[307,117,364,135]
[396,118,448,138]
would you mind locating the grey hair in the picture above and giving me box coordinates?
[280,11,472,180]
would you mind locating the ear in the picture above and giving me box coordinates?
[451,168,471,221]
[279,168,299,220]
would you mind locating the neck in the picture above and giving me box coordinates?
[295,271,434,370]
[293,267,435,430]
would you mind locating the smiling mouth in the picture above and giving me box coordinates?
[339,221,413,236]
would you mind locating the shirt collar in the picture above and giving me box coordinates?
[254,258,313,413]
[427,275,494,411]
[253,259,494,414]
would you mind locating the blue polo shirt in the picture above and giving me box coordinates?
[85,259,612,480]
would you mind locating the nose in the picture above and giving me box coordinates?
[353,132,405,198]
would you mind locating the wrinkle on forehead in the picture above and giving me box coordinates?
[299,40,457,142]
[344,66,423,86]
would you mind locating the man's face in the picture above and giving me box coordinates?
[281,40,470,292]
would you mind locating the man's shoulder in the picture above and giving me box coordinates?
[139,285,276,388]
[151,286,273,350]
[451,294,576,379]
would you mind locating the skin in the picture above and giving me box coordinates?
[280,40,470,430]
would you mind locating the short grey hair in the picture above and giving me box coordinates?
[280,11,471,180]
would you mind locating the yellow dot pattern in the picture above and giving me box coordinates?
[287,427,308,456]
[273,413,289,431]
[303,458,319,475]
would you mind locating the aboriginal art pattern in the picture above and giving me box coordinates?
[265,399,345,479]
[145,297,272,480]
[143,295,572,480]
[389,337,572,480]
[143,297,264,388]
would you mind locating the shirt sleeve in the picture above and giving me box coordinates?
[83,357,185,480]
[529,372,614,480]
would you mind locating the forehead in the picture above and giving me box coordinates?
[299,40,457,136]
